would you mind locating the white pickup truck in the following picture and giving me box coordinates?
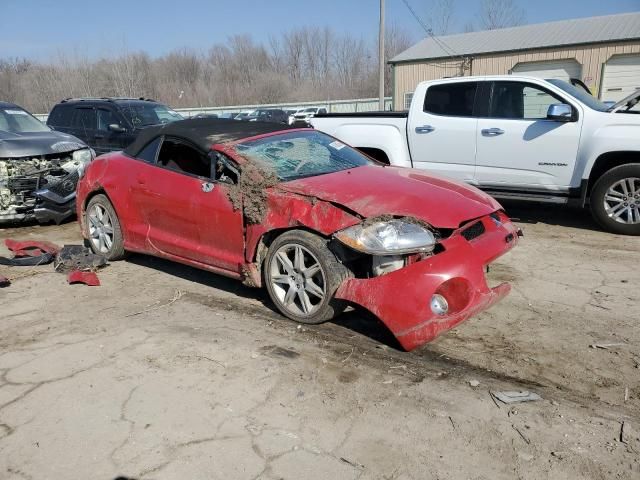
[311,75,640,235]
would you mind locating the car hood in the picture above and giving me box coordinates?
[277,165,501,229]
[0,130,87,158]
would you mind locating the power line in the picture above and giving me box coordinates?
[399,0,465,62]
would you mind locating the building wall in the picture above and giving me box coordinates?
[392,40,640,110]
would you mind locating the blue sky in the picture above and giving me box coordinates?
[1,0,638,59]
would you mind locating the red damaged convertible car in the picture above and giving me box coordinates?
[76,119,520,351]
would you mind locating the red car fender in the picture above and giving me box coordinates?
[242,191,361,286]
[335,215,520,351]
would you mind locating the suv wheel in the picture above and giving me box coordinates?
[591,164,640,235]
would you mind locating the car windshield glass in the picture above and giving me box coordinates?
[302,108,317,113]
[0,107,50,133]
[547,79,610,112]
[118,102,183,127]
[234,130,374,181]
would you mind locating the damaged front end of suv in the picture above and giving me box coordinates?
[0,103,93,224]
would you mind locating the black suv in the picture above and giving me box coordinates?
[47,98,183,155]
[246,109,289,124]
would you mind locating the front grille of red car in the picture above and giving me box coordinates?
[461,220,485,242]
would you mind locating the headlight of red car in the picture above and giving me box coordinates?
[334,218,437,255]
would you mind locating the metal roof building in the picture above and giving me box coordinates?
[390,12,640,110]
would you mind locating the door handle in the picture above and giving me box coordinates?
[415,125,435,134]
[481,128,505,136]
[137,176,146,185]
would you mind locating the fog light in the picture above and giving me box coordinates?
[430,294,449,316]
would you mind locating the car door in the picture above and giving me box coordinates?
[475,80,582,189]
[407,81,480,182]
[95,107,128,154]
[133,136,244,272]
[69,106,97,147]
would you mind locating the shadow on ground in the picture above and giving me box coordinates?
[501,200,601,232]
[126,253,403,350]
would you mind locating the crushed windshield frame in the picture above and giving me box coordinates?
[547,79,610,112]
[233,130,376,182]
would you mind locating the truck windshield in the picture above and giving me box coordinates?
[234,130,375,181]
[547,79,610,112]
[0,107,50,133]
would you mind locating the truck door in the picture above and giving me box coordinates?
[407,81,480,183]
[475,80,582,189]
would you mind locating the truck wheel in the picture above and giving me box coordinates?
[264,230,350,325]
[85,194,127,260]
[591,164,640,235]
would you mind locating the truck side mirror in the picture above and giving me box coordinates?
[108,123,126,133]
[546,104,573,122]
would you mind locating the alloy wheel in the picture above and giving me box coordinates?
[603,177,640,225]
[269,243,326,317]
[88,203,115,254]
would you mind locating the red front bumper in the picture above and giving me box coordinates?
[335,213,519,351]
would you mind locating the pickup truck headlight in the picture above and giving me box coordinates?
[335,219,437,255]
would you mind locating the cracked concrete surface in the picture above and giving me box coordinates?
[0,203,639,479]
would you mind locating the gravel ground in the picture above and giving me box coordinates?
[0,203,638,480]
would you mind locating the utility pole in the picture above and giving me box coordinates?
[378,0,385,110]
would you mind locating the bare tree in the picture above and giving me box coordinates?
[384,24,415,96]
[463,21,475,33]
[478,0,525,30]
[0,25,417,113]
[425,0,455,35]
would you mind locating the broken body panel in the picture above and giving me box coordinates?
[77,124,518,350]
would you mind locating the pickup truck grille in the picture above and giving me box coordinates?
[461,221,485,242]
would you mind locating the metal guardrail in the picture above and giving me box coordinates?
[176,97,393,117]
[34,97,393,122]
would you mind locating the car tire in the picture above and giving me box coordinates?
[590,164,640,236]
[85,194,127,260]
[264,230,351,325]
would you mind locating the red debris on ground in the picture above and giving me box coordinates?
[5,239,61,257]
[67,270,101,286]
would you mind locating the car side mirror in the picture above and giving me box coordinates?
[108,123,126,133]
[546,104,573,122]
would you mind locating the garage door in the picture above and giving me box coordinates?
[511,59,582,81]
[601,55,640,102]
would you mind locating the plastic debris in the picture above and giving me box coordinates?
[589,342,625,350]
[0,239,60,267]
[492,391,542,404]
[67,270,101,286]
[54,245,108,273]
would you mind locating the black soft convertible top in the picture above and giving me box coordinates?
[124,118,297,156]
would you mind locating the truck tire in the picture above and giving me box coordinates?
[264,230,350,324]
[590,164,640,235]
